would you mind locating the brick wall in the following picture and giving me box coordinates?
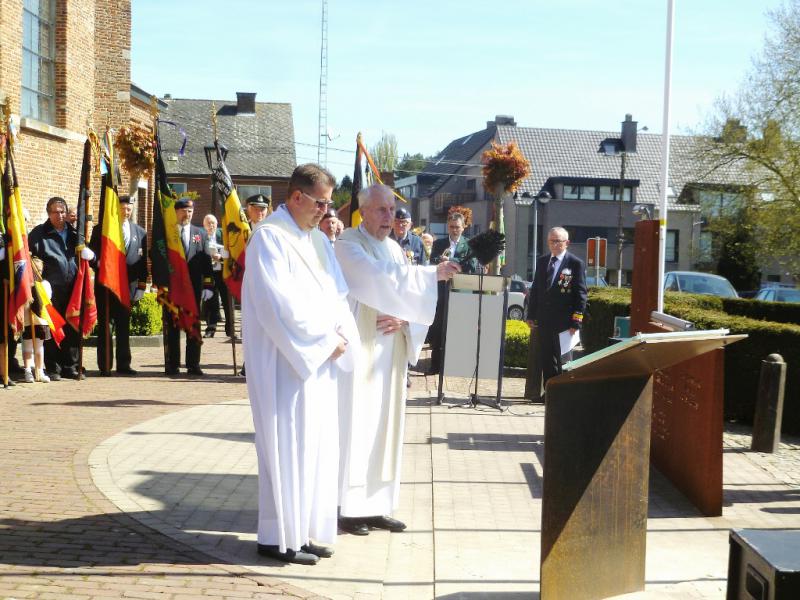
[0,0,133,226]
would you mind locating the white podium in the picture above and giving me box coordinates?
[437,273,509,408]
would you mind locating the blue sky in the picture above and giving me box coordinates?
[132,0,783,181]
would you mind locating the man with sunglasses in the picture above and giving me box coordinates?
[242,163,359,566]
[525,226,587,394]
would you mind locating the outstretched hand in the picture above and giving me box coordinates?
[436,260,461,282]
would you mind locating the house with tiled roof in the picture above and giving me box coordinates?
[403,115,760,284]
[158,92,296,222]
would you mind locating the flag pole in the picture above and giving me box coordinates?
[2,281,8,388]
[150,97,171,373]
[209,102,238,375]
[30,317,37,381]
[75,136,95,382]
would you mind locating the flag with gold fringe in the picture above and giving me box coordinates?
[150,130,200,339]
[64,139,97,337]
[209,142,250,301]
[1,141,34,334]
[96,130,130,308]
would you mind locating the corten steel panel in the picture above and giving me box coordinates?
[649,342,725,517]
[541,376,652,600]
[630,219,660,333]
[629,218,725,517]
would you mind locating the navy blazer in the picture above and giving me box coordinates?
[526,251,588,331]
[28,221,79,290]
[390,231,427,265]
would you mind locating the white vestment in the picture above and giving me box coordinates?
[243,205,359,552]
[335,225,438,517]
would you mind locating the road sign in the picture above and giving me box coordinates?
[586,237,607,268]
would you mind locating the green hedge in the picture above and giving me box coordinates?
[723,297,800,326]
[504,320,530,368]
[130,292,163,336]
[582,288,800,435]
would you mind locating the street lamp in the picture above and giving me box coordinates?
[204,142,228,217]
[514,190,551,280]
[599,114,642,288]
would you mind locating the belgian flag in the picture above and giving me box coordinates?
[209,141,250,301]
[349,133,364,228]
[151,130,200,339]
[96,130,129,308]
[2,143,33,334]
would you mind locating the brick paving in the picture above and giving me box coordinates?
[1,334,316,600]
[2,333,800,599]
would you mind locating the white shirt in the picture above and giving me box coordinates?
[122,220,131,249]
[448,236,461,258]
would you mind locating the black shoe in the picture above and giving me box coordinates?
[117,367,138,376]
[99,369,112,377]
[186,366,204,376]
[257,544,319,565]
[363,515,406,532]
[301,542,334,558]
[3,378,16,387]
[165,367,179,376]
[48,372,62,382]
[203,329,216,339]
[338,517,369,536]
[239,365,246,377]
[10,362,25,375]
[61,369,81,380]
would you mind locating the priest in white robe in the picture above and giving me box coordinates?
[243,164,359,565]
[335,184,460,535]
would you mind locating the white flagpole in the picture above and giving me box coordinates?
[657,0,676,313]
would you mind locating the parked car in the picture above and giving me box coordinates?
[508,279,530,320]
[663,271,739,298]
[586,275,608,287]
[754,283,800,303]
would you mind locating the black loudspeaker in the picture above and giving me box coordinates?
[727,529,800,599]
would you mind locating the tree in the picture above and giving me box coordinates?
[700,1,800,278]
[395,152,426,178]
[369,131,398,173]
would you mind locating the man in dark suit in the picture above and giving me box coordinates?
[526,226,588,387]
[90,195,148,375]
[390,207,427,265]
[427,212,480,373]
[165,198,214,376]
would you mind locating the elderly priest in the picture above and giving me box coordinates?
[334,184,460,535]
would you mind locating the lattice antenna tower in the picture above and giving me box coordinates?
[317,0,328,166]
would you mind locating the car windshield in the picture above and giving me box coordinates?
[676,274,737,298]
[776,289,800,303]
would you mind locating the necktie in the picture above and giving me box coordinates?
[123,222,130,250]
[182,226,189,254]
[546,255,558,287]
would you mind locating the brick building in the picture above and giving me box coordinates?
[157,92,296,222]
[0,0,151,227]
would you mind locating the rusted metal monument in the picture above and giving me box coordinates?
[539,219,745,599]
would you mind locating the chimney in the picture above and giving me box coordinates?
[236,92,256,114]
[621,114,638,153]
[490,115,517,127]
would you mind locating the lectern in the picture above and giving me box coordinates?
[540,330,745,600]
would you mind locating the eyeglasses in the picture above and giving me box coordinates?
[301,191,334,210]
[548,238,568,244]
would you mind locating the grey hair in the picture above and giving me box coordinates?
[549,226,569,240]
[357,184,394,209]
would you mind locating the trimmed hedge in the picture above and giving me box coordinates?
[723,297,800,326]
[130,292,163,336]
[504,320,530,368]
[582,288,800,435]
